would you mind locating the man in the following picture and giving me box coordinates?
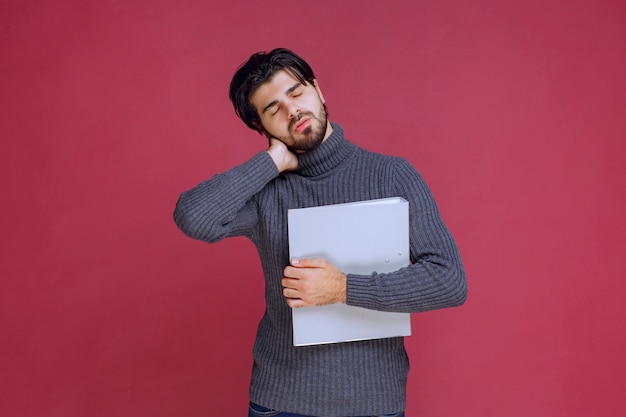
[174,48,467,417]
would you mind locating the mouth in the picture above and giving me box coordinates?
[293,116,311,133]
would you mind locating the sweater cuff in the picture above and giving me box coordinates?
[345,272,383,310]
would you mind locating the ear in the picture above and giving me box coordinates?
[312,79,326,104]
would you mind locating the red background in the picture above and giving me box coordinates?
[1,1,625,416]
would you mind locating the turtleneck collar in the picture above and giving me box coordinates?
[295,123,356,177]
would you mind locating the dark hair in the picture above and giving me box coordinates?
[229,48,316,133]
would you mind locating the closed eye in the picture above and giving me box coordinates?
[287,83,303,97]
[262,82,304,115]
[263,100,279,115]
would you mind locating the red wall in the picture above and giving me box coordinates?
[1,1,625,416]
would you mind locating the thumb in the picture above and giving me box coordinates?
[290,258,324,268]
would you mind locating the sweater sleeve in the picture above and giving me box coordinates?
[173,151,279,243]
[346,158,467,313]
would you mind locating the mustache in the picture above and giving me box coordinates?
[290,112,310,130]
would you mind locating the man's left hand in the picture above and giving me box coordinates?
[282,258,347,308]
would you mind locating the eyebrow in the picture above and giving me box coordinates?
[261,82,303,114]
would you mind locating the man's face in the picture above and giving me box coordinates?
[250,69,331,152]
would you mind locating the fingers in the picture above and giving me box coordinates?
[282,270,311,308]
[282,281,305,309]
[283,258,325,280]
[267,136,283,147]
[286,298,304,308]
[282,284,298,299]
[281,258,346,308]
[266,140,298,172]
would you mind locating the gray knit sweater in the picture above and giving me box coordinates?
[173,123,467,416]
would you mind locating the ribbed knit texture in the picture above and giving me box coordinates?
[173,123,467,416]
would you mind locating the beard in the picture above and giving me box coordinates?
[285,104,329,152]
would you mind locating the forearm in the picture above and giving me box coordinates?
[173,151,279,242]
[346,158,467,313]
[346,241,467,313]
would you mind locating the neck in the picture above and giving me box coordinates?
[321,120,334,142]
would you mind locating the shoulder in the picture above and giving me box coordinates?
[355,147,420,174]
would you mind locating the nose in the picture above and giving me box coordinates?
[287,101,300,119]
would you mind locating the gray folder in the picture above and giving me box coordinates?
[288,197,412,346]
